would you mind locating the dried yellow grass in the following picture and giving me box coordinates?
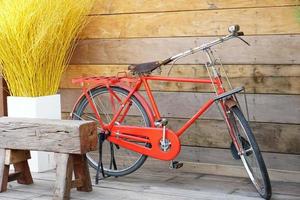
[0,0,94,96]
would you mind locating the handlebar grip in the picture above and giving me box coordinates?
[237,32,244,36]
[160,57,172,65]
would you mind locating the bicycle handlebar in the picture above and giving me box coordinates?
[237,32,244,36]
[161,25,248,65]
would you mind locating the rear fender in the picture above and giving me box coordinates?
[70,84,106,118]
[71,83,155,126]
[114,83,155,126]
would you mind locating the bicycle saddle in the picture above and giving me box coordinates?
[128,61,161,74]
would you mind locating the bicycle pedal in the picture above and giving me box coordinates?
[169,160,183,169]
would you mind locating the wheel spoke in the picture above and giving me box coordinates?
[244,147,253,154]
[228,106,271,198]
[93,94,112,122]
[82,113,98,121]
[72,87,150,177]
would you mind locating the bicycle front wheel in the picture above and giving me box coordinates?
[72,86,151,177]
[228,106,271,200]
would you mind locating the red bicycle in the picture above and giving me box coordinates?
[71,25,271,199]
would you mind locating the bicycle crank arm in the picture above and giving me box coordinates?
[108,125,181,161]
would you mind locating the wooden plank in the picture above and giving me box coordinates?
[142,158,300,183]
[7,172,21,182]
[152,92,300,124]
[53,153,73,200]
[71,35,300,65]
[92,0,300,15]
[71,179,83,189]
[4,150,31,165]
[82,6,300,39]
[60,89,300,124]
[72,154,92,192]
[13,160,33,185]
[0,149,8,192]
[6,178,275,200]
[96,146,300,182]
[0,78,8,116]
[97,146,300,173]
[0,118,97,154]
[171,161,300,183]
[171,119,300,154]
[62,112,300,154]
[61,64,300,94]
[176,146,300,172]
[64,64,300,79]
[6,171,300,199]
[140,146,300,182]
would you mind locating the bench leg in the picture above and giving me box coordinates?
[73,154,92,192]
[13,160,33,185]
[0,149,33,192]
[0,149,9,192]
[53,153,73,200]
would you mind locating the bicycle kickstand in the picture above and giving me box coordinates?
[95,131,110,184]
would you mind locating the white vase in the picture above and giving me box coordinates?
[7,94,61,172]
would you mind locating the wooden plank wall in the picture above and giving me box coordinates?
[0,77,8,116]
[60,0,300,180]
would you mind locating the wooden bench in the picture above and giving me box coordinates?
[0,117,97,200]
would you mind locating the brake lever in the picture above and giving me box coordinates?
[236,36,250,46]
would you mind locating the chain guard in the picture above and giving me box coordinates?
[108,125,181,161]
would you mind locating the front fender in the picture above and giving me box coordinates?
[224,98,238,109]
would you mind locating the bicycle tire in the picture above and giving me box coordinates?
[72,86,151,177]
[228,106,272,199]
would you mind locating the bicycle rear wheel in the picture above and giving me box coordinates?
[228,106,271,199]
[72,86,151,177]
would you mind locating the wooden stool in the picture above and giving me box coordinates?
[0,118,97,200]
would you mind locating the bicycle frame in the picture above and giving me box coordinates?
[73,67,244,161]
[72,30,248,161]
[132,75,224,137]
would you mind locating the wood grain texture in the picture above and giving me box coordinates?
[13,159,33,185]
[89,115,300,154]
[143,160,300,183]
[91,0,300,14]
[61,112,300,154]
[171,119,300,154]
[73,154,92,192]
[7,172,21,183]
[61,64,300,94]
[60,89,300,124]
[4,150,31,165]
[176,146,300,172]
[71,35,300,65]
[0,118,97,154]
[0,149,8,192]
[10,169,300,198]
[0,78,8,116]
[82,6,300,39]
[53,153,73,200]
